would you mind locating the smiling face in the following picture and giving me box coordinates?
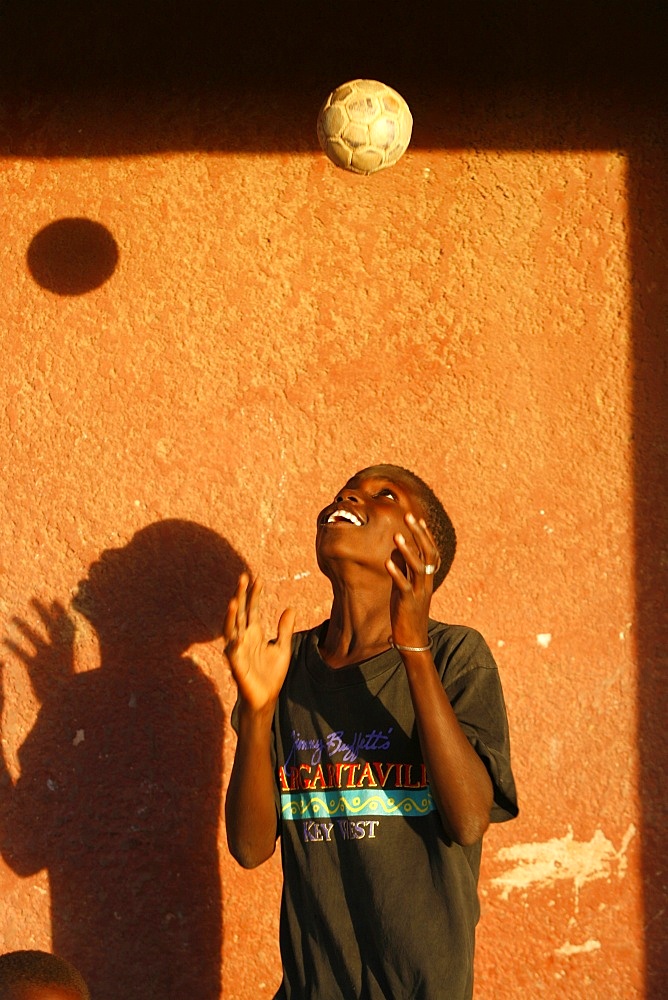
[316,469,428,581]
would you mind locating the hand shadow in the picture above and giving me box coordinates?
[0,520,248,1000]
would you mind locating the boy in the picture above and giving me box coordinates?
[0,951,90,1000]
[223,464,518,1000]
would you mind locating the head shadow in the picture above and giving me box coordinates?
[1,520,247,1000]
[72,518,241,658]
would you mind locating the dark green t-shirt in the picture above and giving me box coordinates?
[265,620,518,1000]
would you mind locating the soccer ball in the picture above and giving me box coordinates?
[316,79,413,176]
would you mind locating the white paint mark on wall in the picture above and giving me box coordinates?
[491,824,636,909]
[293,571,311,581]
[555,939,602,957]
[537,633,552,648]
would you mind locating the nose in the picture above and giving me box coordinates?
[336,490,361,504]
[99,546,121,562]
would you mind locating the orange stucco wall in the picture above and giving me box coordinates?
[1,6,666,999]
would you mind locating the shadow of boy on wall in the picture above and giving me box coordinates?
[0,520,247,1000]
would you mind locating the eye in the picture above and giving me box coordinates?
[375,488,398,500]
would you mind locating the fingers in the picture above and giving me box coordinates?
[406,513,440,577]
[246,576,263,627]
[222,597,239,645]
[5,612,58,660]
[276,607,297,650]
[3,637,32,666]
[223,573,251,647]
[389,513,440,587]
[406,512,439,561]
[235,573,249,640]
[385,555,412,592]
[31,598,68,631]
[7,617,46,651]
[222,574,266,650]
[222,574,293,673]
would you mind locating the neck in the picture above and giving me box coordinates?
[320,573,393,668]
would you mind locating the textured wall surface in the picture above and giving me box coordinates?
[0,5,665,999]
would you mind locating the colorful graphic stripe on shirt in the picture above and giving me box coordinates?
[280,787,436,820]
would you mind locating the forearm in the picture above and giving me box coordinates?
[225,704,279,868]
[0,754,43,874]
[403,651,493,846]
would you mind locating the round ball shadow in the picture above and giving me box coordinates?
[27,218,119,295]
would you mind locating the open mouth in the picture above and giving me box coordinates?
[322,507,364,526]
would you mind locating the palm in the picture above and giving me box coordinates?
[222,575,295,713]
[3,599,75,704]
[228,622,291,708]
[386,513,438,647]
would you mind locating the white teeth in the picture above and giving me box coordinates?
[327,508,362,526]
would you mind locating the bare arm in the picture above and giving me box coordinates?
[387,515,493,846]
[400,649,492,845]
[225,701,280,869]
[222,575,295,868]
[0,671,42,875]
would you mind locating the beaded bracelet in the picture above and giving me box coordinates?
[388,636,433,653]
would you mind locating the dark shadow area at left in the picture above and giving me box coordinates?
[0,520,247,1000]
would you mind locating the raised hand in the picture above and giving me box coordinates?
[3,599,75,704]
[222,574,295,713]
[386,513,440,650]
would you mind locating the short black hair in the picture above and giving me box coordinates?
[0,951,90,999]
[353,464,456,590]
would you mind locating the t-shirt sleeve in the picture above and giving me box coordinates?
[435,626,519,823]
